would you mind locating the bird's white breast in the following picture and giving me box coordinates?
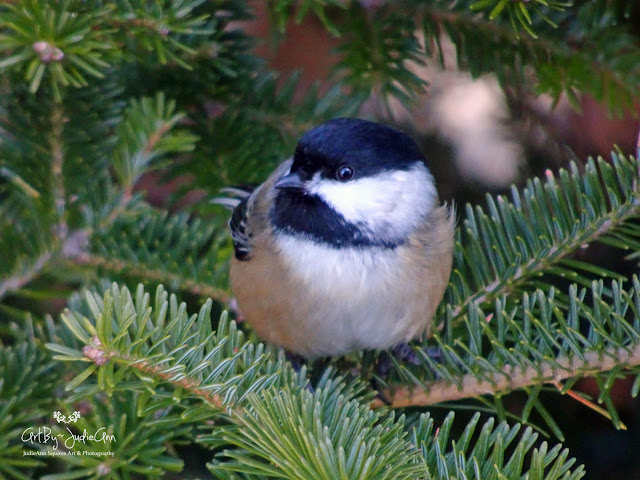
[273,234,425,355]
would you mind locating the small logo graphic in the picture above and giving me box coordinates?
[22,410,116,457]
[53,411,81,424]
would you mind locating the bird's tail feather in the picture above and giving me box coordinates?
[211,186,255,210]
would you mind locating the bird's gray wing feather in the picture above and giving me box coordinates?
[213,186,255,261]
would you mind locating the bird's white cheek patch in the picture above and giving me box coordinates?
[309,163,437,240]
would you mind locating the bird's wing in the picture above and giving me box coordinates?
[229,195,253,261]
[212,185,256,262]
[214,160,295,262]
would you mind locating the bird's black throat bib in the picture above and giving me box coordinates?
[270,191,401,249]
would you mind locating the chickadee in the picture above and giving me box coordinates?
[221,118,455,358]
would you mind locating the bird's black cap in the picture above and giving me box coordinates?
[270,118,429,249]
[291,118,427,180]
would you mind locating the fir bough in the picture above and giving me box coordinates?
[46,284,586,480]
[1,0,639,478]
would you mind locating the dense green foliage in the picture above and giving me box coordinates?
[1,1,639,478]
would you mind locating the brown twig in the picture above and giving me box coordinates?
[82,337,225,408]
[0,251,52,300]
[372,343,640,409]
[551,380,627,430]
[70,253,231,304]
[50,103,67,238]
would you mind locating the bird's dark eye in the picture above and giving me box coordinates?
[336,165,355,181]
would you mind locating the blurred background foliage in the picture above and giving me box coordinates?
[1,0,640,478]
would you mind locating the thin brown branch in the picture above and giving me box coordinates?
[82,337,224,408]
[551,380,626,429]
[128,358,224,408]
[372,343,640,409]
[70,253,231,304]
[108,18,171,37]
[50,102,67,238]
[143,121,172,155]
[0,251,52,300]
[100,187,133,228]
[0,229,90,301]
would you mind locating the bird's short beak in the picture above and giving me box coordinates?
[275,172,307,193]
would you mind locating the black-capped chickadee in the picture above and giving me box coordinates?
[220,118,455,358]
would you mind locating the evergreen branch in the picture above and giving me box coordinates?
[46,285,587,479]
[375,342,640,409]
[69,252,230,304]
[47,284,298,408]
[266,0,346,36]
[105,0,213,69]
[40,390,187,478]
[419,2,550,70]
[467,0,571,37]
[81,337,225,409]
[268,0,571,38]
[0,90,197,301]
[0,166,40,199]
[211,378,583,480]
[449,192,638,319]
[1,2,638,477]
[379,279,640,421]
[45,284,298,479]
[180,71,365,195]
[112,92,198,189]
[0,1,114,99]
[212,384,425,480]
[416,2,640,112]
[86,206,231,304]
[109,17,177,37]
[100,188,133,228]
[0,342,62,478]
[413,411,585,480]
[0,250,52,300]
[49,101,66,235]
[267,1,639,111]
[335,3,427,110]
[446,154,640,323]
[0,226,89,301]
